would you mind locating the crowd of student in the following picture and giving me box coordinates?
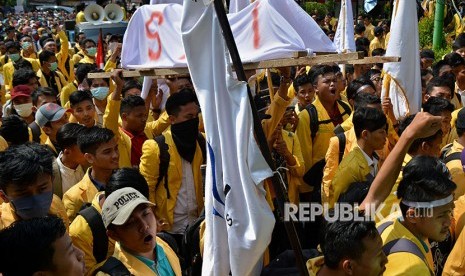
[0,3,465,276]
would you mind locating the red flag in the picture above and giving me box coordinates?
[96,28,104,69]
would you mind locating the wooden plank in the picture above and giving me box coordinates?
[340,56,401,65]
[88,52,392,79]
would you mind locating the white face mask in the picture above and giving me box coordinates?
[15,103,33,118]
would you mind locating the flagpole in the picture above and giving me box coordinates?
[212,0,309,275]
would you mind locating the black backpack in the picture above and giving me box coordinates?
[153,133,206,199]
[182,210,205,276]
[79,205,109,264]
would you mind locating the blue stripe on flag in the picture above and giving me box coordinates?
[213,207,224,219]
[364,0,377,12]
[208,142,225,206]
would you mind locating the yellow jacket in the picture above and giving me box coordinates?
[378,154,412,221]
[70,192,115,276]
[329,146,375,208]
[306,256,324,276]
[37,69,68,94]
[369,37,384,56]
[72,51,85,65]
[0,194,69,230]
[0,135,8,151]
[76,11,86,24]
[295,98,350,173]
[103,99,170,168]
[322,128,357,204]
[452,84,463,110]
[60,82,77,106]
[55,30,75,83]
[444,141,465,200]
[454,195,465,241]
[280,130,305,204]
[63,168,100,222]
[95,239,181,276]
[139,129,204,229]
[378,217,434,275]
[449,13,465,37]
[364,23,375,41]
[444,227,465,276]
[3,57,41,91]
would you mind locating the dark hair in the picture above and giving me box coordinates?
[0,115,29,145]
[81,38,96,47]
[355,37,370,49]
[12,58,33,71]
[346,77,376,100]
[432,60,451,77]
[292,74,312,92]
[56,123,86,150]
[354,24,366,35]
[364,69,382,80]
[75,31,85,42]
[426,75,454,97]
[165,89,198,116]
[5,41,20,51]
[77,126,115,155]
[39,50,55,66]
[259,72,280,91]
[122,79,142,98]
[444,52,465,68]
[75,63,96,84]
[353,107,387,139]
[397,156,456,216]
[0,216,67,275]
[308,65,334,85]
[345,64,354,74]
[87,69,109,87]
[106,168,150,199]
[32,87,57,106]
[69,90,93,108]
[453,33,465,51]
[40,38,54,48]
[320,218,378,269]
[422,97,455,116]
[398,114,443,154]
[0,143,54,191]
[120,95,146,116]
[12,68,37,88]
[353,93,381,110]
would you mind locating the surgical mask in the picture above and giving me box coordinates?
[91,87,110,100]
[87,47,97,56]
[49,61,58,72]
[14,103,33,117]
[21,41,32,50]
[9,191,53,220]
[9,53,20,62]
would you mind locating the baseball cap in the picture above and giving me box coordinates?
[102,187,155,229]
[35,103,68,127]
[10,85,32,100]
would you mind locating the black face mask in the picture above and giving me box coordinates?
[171,117,200,163]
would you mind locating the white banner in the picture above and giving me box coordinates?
[381,0,421,119]
[181,0,275,275]
[334,0,356,53]
[122,0,336,69]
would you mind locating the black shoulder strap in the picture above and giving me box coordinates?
[337,99,352,116]
[29,121,41,143]
[333,124,345,134]
[95,256,131,276]
[79,206,108,264]
[440,143,454,161]
[154,135,171,199]
[197,132,206,164]
[444,152,461,164]
[336,132,346,163]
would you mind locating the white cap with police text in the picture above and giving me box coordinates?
[102,187,155,229]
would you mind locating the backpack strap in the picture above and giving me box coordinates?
[95,256,131,276]
[197,132,206,164]
[29,121,41,143]
[377,221,394,235]
[439,143,453,161]
[306,104,332,140]
[79,206,108,264]
[337,99,352,117]
[336,132,346,164]
[333,124,345,134]
[154,135,171,199]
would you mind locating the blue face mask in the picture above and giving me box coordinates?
[91,86,110,100]
[9,53,20,62]
[10,191,53,220]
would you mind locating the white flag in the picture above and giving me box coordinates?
[181,0,275,275]
[364,0,378,13]
[229,0,250,13]
[334,0,356,53]
[381,0,421,119]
